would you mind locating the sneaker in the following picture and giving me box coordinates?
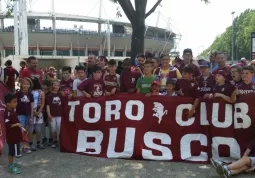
[210,158,221,169]
[216,164,227,178]
[48,138,53,146]
[51,141,58,148]
[15,154,22,158]
[42,138,48,147]
[23,148,32,154]
[13,162,21,168]
[8,165,21,174]
[30,145,36,151]
[37,144,45,149]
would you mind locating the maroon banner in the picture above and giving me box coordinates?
[61,93,255,163]
[0,81,11,156]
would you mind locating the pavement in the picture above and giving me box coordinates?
[0,145,255,178]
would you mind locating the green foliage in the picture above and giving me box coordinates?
[201,9,255,60]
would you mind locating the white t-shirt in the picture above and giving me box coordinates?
[73,78,86,97]
[0,67,4,82]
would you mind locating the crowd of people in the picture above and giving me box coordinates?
[1,48,255,176]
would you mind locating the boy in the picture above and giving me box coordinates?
[197,60,215,98]
[150,81,160,96]
[120,58,141,93]
[230,65,243,86]
[103,59,120,96]
[136,61,156,95]
[4,60,19,92]
[78,65,105,98]
[46,67,56,81]
[135,53,146,73]
[213,70,236,103]
[211,137,255,177]
[162,79,177,96]
[175,64,200,118]
[4,93,22,174]
[60,66,73,99]
[235,66,255,96]
[73,65,87,97]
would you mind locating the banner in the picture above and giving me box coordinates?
[61,93,255,163]
[0,81,11,156]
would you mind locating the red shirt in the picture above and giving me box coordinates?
[178,63,201,78]
[78,78,105,98]
[20,68,43,82]
[236,82,255,96]
[175,79,200,99]
[104,73,120,92]
[120,70,141,93]
[213,83,236,97]
[4,67,19,89]
[47,92,62,117]
[196,74,216,97]
[60,78,73,96]
[4,109,22,144]
[212,66,232,81]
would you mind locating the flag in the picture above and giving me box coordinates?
[0,81,11,156]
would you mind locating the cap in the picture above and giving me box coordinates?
[216,70,227,79]
[241,57,246,61]
[198,60,210,68]
[151,81,160,87]
[183,48,193,55]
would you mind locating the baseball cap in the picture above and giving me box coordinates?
[151,81,160,87]
[240,57,247,61]
[198,60,210,68]
[216,70,227,79]
[183,48,193,55]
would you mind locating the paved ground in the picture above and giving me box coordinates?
[0,145,254,178]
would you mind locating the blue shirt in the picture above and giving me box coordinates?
[252,76,255,83]
[210,63,218,73]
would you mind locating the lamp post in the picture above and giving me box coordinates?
[231,11,235,64]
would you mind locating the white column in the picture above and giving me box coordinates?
[19,0,29,55]
[13,0,19,55]
[99,44,102,56]
[112,45,115,57]
[85,44,88,56]
[36,42,40,56]
[0,19,4,29]
[123,46,127,57]
[3,48,5,57]
[70,43,73,56]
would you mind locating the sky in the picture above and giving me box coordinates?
[1,0,254,56]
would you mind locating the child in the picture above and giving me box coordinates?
[120,58,141,93]
[73,65,87,97]
[60,66,73,99]
[197,60,215,98]
[136,61,156,95]
[46,67,56,81]
[175,64,200,118]
[135,53,146,73]
[4,93,22,174]
[28,79,45,151]
[41,80,53,146]
[16,77,34,153]
[103,59,120,96]
[162,79,177,96]
[78,65,105,98]
[211,138,255,177]
[213,70,236,103]
[230,65,243,86]
[235,66,255,96]
[150,81,160,96]
[46,80,62,148]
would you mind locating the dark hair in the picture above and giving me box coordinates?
[144,60,153,66]
[118,61,123,67]
[32,79,41,90]
[27,56,37,63]
[145,52,154,59]
[137,53,145,58]
[123,58,131,64]
[5,93,17,104]
[231,64,243,73]
[98,56,108,64]
[160,54,170,60]
[62,66,72,73]
[92,65,102,73]
[75,65,86,72]
[5,60,12,66]
[183,64,194,74]
[166,79,176,85]
[19,60,26,66]
[243,66,255,74]
[42,80,51,87]
[108,59,117,66]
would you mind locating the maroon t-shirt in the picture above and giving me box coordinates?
[179,63,201,78]
[247,138,255,157]
[4,109,22,144]
[4,67,19,89]
[120,70,141,93]
[212,66,232,81]
[60,78,73,96]
[78,78,105,98]
[230,79,243,86]
[236,82,255,96]
[213,83,236,97]
[20,68,43,82]
[47,93,62,117]
[16,91,34,116]
[197,74,216,97]
[175,79,200,99]
[104,73,119,92]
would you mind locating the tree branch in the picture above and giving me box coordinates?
[145,0,162,19]
[117,0,135,22]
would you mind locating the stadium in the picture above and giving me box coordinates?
[0,0,179,70]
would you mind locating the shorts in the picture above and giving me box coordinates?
[50,117,62,133]
[8,143,21,157]
[28,123,42,133]
[249,157,255,167]
[18,115,30,128]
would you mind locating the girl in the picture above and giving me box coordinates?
[46,80,62,148]
[16,77,34,153]
[28,79,45,151]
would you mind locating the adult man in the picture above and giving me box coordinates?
[212,52,231,81]
[178,48,200,78]
[20,56,43,81]
[250,60,255,82]
[4,60,19,92]
[86,54,97,78]
[209,51,218,72]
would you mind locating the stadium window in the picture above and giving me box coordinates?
[115,51,123,57]
[57,50,70,56]
[73,50,85,56]
[5,49,14,57]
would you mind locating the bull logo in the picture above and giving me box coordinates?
[20,95,30,103]
[152,102,168,124]
[53,97,61,105]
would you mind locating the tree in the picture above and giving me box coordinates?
[201,9,255,61]
[112,0,209,64]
